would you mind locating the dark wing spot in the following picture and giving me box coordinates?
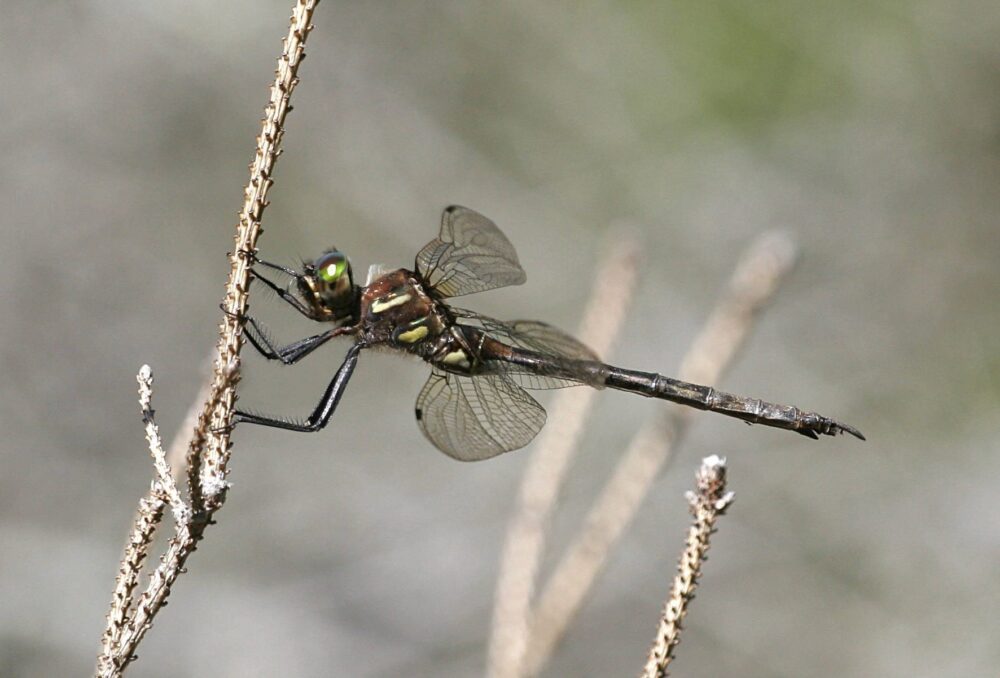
[415,408,423,420]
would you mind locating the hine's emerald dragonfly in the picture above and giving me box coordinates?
[235,206,863,460]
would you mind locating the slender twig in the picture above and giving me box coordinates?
[98,491,164,666]
[137,366,189,521]
[487,235,641,678]
[98,367,196,675]
[523,232,797,676]
[95,3,320,675]
[641,455,734,678]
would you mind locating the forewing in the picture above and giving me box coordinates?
[414,369,546,461]
[415,205,527,298]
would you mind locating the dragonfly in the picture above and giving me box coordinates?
[234,206,864,461]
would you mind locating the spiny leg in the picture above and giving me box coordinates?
[243,320,343,365]
[235,343,363,432]
[221,300,345,366]
[250,260,321,320]
[254,258,302,277]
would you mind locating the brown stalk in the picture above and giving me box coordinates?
[487,235,641,678]
[640,455,734,678]
[95,2,320,675]
[523,231,797,676]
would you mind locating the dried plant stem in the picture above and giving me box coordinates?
[523,232,797,676]
[98,368,194,674]
[96,3,320,675]
[98,492,164,665]
[641,455,734,678]
[202,0,319,499]
[488,235,641,678]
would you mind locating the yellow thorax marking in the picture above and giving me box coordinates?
[441,349,470,366]
[396,325,429,344]
[371,292,412,314]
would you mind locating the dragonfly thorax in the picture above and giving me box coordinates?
[357,269,451,355]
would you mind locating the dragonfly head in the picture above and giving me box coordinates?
[301,249,356,321]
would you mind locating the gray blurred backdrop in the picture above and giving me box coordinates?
[2,2,998,676]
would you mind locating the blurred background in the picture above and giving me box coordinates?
[2,1,998,676]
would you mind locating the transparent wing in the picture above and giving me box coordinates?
[503,321,599,362]
[450,309,599,360]
[414,369,546,461]
[451,309,603,390]
[415,205,527,298]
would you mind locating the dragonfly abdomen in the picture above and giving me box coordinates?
[603,367,864,440]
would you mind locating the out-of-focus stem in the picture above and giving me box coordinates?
[487,234,641,678]
[524,232,796,676]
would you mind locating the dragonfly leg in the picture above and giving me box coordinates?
[235,343,362,432]
[243,319,344,365]
[255,258,304,278]
[250,262,320,320]
[220,301,343,365]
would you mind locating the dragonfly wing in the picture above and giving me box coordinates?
[504,320,599,362]
[415,205,527,298]
[414,369,546,461]
[489,320,603,389]
[450,310,602,390]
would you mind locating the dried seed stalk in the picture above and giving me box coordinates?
[641,455,734,678]
[96,3,320,675]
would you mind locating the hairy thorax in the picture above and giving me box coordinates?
[358,269,483,375]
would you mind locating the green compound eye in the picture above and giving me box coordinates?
[316,251,347,283]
